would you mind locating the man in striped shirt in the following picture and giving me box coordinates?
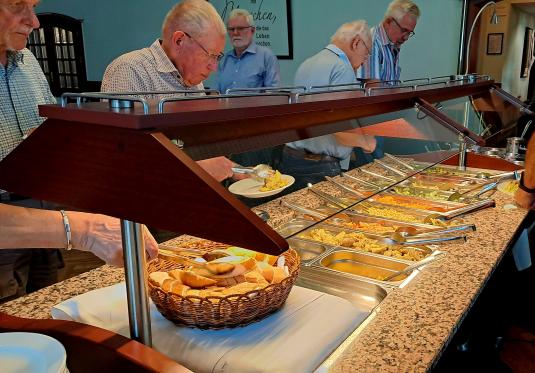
[357,0,420,82]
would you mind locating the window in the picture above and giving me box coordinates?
[27,13,89,96]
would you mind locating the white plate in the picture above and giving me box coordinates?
[229,175,295,198]
[0,332,67,373]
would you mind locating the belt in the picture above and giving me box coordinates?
[283,146,340,162]
[0,192,30,202]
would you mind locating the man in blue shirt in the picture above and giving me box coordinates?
[217,8,281,184]
[217,8,280,94]
[279,20,376,192]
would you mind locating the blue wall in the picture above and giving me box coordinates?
[37,0,463,86]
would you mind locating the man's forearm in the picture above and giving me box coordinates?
[0,204,65,249]
[523,134,535,188]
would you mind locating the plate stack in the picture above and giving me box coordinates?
[0,332,67,373]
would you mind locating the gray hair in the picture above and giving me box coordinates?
[384,0,420,21]
[162,0,226,39]
[228,8,255,27]
[331,20,371,46]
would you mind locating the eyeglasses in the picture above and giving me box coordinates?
[183,32,224,62]
[227,26,253,34]
[391,18,415,38]
[361,39,371,56]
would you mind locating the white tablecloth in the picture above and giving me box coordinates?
[52,283,367,373]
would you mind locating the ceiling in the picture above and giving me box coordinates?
[516,4,535,15]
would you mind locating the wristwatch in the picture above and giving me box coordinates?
[519,173,535,193]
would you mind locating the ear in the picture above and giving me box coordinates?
[172,30,187,47]
[351,36,360,51]
[251,26,256,34]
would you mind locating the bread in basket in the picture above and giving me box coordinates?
[148,241,300,329]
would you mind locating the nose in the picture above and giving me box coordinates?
[22,5,40,30]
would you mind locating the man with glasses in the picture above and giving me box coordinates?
[278,20,376,193]
[216,8,280,94]
[101,0,236,183]
[0,0,159,301]
[357,0,419,82]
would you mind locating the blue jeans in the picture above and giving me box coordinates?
[277,151,341,195]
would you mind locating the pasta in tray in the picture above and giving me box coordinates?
[298,228,428,261]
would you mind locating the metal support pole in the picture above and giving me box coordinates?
[458,0,469,74]
[459,100,470,169]
[121,219,152,347]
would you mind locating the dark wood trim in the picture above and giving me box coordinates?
[0,121,288,254]
[0,312,188,372]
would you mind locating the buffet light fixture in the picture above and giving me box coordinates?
[464,1,500,75]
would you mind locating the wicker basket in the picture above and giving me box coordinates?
[148,246,300,329]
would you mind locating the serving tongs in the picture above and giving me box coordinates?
[341,172,382,190]
[306,183,353,208]
[330,211,476,237]
[447,180,498,201]
[231,164,274,180]
[304,222,466,246]
[158,245,241,277]
[281,200,329,220]
[324,176,367,199]
[382,252,445,281]
[384,153,416,171]
[423,198,495,222]
[359,169,398,184]
[374,159,408,177]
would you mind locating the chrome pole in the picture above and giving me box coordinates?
[121,219,152,346]
[458,0,469,74]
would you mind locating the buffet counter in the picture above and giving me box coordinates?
[0,186,528,372]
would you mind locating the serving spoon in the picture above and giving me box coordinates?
[382,253,444,281]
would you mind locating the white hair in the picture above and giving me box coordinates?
[228,8,255,27]
[162,0,226,39]
[384,0,420,22]
[331,20,371,47]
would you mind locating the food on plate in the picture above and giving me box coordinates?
[151,247,290,298]
[260,170,289,191]
[298,228,428,261]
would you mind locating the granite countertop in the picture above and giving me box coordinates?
[0,176,528,372]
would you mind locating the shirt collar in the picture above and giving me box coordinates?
[229,42,257,58]
[6,49,25,67]
[325,44,352,68]
[377,23,395,48]
[149,39,180,74]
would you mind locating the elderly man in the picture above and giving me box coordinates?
[357,0,420,82]
[216,8,280,94]
[0,0,157,302]
[278,20,376,192]
[101,0,236,182]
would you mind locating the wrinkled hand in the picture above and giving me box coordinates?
[69,212,159,266]
[514,188,535,210]
[355,134,377,153]
[197,156,235,181]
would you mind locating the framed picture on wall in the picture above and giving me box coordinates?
[486,33,503,55]
[212,0,293,59]
[521,27,535,78]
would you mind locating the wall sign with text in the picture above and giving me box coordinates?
[212,0,293,59]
